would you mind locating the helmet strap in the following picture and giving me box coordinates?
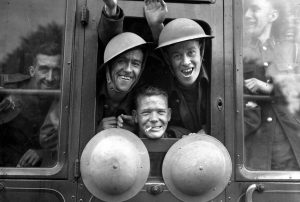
[106,66,122,93]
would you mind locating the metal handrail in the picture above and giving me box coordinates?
[0,88,61,96]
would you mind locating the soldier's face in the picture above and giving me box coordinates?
[31,54,61,90]
[134,95,171,139]
[244,0,277,39]
[167,40,202,87]
[110,49,143,92]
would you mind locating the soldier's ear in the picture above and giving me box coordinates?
[269,9,279,22]
[167,108,171,122]
[29,66,35,77]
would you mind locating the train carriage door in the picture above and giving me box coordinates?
[231,0,300,201]
[0,0,77,201]
[78,0,232,202]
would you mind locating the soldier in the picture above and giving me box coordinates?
[0,42,61,167]
[243,0,300,170]
[144,0,213,134]
[96,0,150,132]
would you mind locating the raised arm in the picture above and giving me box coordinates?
[98,0,124,46]
[144,0,167,42]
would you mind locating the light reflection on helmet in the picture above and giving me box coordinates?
[104,32,148,64]
[162,133,232,202]
[157,18,213,49]
[80,128,150,202]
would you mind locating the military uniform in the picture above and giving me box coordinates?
[244,38,300,170]
[0,74,54,166]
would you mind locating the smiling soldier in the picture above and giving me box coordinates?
[95,0,151,132]
[0,42,61,167]
[144,0,214,133]
[133,86,171,139]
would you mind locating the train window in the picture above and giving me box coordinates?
[242,0,300,171]
[96,15,212,181]
[0,0,65,169]
[125,0,215,3]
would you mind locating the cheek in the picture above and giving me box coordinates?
[35,72,46,79]
[171,58,181,67]
[138,116,148,124]
[111,64,123,75]
[160,115,169,123]
[172,62,181,74]
[133,68,141,77]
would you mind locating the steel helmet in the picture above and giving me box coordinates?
[157,18,213,49]
[162,133,232,202]
[80,128,150,202]
[103,32,148,64]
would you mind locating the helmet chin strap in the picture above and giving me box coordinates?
[106,66,122,93]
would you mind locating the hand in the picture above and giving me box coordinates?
[182,132,197,138]
[117,114,136,132]
[144,0,167,27]
[197,129,206,134]
[103,0,118,17]
[244,78,273,95]
[40,129,58,149]
[245,101,258,108]
[97,116,117,132]
[0,96,15,112]
[17,149,42,167]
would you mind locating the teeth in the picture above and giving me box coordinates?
[182,68,193,73]
[152,126,162,130]
[120,76,131,80]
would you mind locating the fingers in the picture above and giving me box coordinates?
[159,0,167,10]
[117,115,124,128]
[121,114,133,121]
[145,0,151,7]
[117,114,135,128]
[41,133,58,149]
[144,0,161,10]
[17,150,33,167]
[101,116,117,130]
[245,78,259,93]
[0,98,14,111]
[17,149,41,167]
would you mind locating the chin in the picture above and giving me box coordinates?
[146,132,164,139]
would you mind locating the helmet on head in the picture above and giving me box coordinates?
[104,32,148,64]
[157,18,213,49]
[100,32,149,93]
[162,133,232,202]
[80,128,150,202]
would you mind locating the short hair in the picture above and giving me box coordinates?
[0,23,62,74]
[134,86,168,109]
[33,42,61,66]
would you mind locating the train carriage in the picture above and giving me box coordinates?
[1,0,300,201]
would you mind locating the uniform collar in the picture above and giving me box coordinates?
[251,36,276,50]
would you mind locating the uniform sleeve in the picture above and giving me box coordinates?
[244,105,261,136]
[98,6,124,46]
[39,100,60,150]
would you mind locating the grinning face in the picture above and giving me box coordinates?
[110,49,144,92]
[167,40,202,87]
[30,54,61,90]
[134,95,171,139]
[244,0,278,40]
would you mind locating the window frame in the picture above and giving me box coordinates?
[234,0,300,181]
[0,0,75,178]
